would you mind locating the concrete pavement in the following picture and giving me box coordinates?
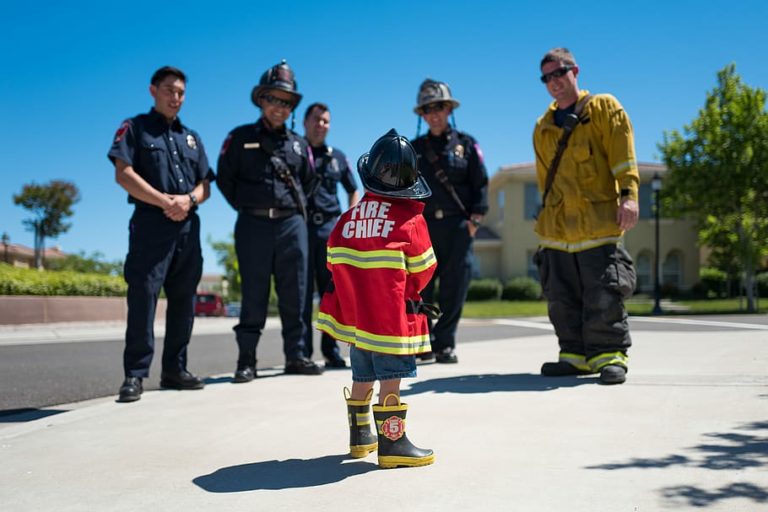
[1,321,767,511]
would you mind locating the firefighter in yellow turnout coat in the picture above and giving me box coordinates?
[533,48,639,385]
[319,129,438,468]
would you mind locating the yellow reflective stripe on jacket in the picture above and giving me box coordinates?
[327,247,405,270]
[317,312,431,355]
[406,247,436,274]
[611,159,637,177]
[558,352,590,371]
[538,236,622,253]
[587,352,629,371]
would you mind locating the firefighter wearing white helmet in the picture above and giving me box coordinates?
[411,79,489,365]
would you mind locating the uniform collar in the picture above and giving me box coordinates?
[257,117,288,137]
[427,126,454,143]
[546,89,591,114]
[148,108,183,132]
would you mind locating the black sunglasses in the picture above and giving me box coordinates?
[421,102,448,114]
[540,65,574,84]
[261,93,294,109]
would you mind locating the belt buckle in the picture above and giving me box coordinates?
[435,209,444,219]
[312,212,325,225]
[268,208,278,219]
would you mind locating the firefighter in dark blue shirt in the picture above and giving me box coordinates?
[108,66,214,402]
[411,79,489,364]
[217,60,323,381]
[302,102,360,368]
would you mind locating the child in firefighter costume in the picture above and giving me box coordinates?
[318,129,438,468]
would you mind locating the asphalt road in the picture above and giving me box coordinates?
[1,314,767,414]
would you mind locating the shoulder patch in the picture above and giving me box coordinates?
[114,120,131,143]
[473,143,484,164]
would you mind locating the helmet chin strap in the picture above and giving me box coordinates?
[415,116,422,139]
[450,112,457,130]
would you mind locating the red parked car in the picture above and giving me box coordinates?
[194,292,225,317]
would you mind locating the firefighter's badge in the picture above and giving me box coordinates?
[380,415,405,442]
[186,134,198,150]
[292,141,302,155]
[453,144,464,159]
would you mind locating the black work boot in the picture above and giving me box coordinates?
[160,370,205,390]
[434,347,458,364]
[372,394,434,469]
[599,365,627,385]
[233,365,256,383]
[117,377,143,403]
[285,357,324,375]
[541,361,595,376]
[344,388,378,458]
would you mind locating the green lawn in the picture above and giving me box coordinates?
[461,298,766,318]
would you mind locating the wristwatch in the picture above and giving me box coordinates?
[470,216,482,227]
[188,192,198,206]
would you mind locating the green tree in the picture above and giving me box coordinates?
[658,64,768,312]
[46,250,123,276]
[13,180,81,269]
[208,234,241,301]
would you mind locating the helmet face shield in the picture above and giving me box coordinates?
[357,129,431,199]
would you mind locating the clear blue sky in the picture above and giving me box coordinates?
[1,0,765,274]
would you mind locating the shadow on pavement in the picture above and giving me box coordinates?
[402,373,596,396]
[193,454,377,492]
[0,408,68,423]
[586,419,768,508]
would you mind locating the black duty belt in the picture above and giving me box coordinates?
[241,207,298,219]
[309,211,339,226]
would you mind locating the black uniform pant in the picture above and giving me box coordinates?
[303,220,341,359]
[234,212,308,367]
[535,244,635,363]
[123,209,202,378]
[421,216,473,351]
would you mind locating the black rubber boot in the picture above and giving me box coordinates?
[372,394,434,469]
[599,365,627,385]
[345,388,378,458]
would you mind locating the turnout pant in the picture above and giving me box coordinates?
[535,244,635,370]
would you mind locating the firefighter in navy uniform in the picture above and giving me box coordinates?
[411,79,489,364]
[217,60,323,381]
[302,102,360,368]
[108,66,214,403]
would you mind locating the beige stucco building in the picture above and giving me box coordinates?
[474,162,701,293]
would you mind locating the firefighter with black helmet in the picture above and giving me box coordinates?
[318,128,437,468]
[217,60,323,381]
[411,79,489,364]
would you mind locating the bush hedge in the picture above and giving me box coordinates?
[466,278,502,301]
[0,263,127,296]
[502,276,542,301]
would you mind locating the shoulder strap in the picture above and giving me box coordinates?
[422,135,470,219]
[540,94,593,209]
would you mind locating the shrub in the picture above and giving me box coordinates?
[502,276,542,301]
[466,279,502,301]
[0,263,127,296]
[699,267,728,298]
[757,272,768,298]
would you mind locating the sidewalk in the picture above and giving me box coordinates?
[1,326,766,511]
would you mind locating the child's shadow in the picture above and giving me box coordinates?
[193,454,377,492]
[402,373,596,396]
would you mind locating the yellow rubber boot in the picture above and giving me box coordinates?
[345,388,378,458]
[372,394,434,469]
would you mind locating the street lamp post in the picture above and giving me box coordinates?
[1,232,9,264]
[651,174,663,315]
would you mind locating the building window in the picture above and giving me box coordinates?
[524,183,541,220]
[635,250,652,293]
[639,183,653,219]
[526,249,539,280]
[663,251,683,288]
